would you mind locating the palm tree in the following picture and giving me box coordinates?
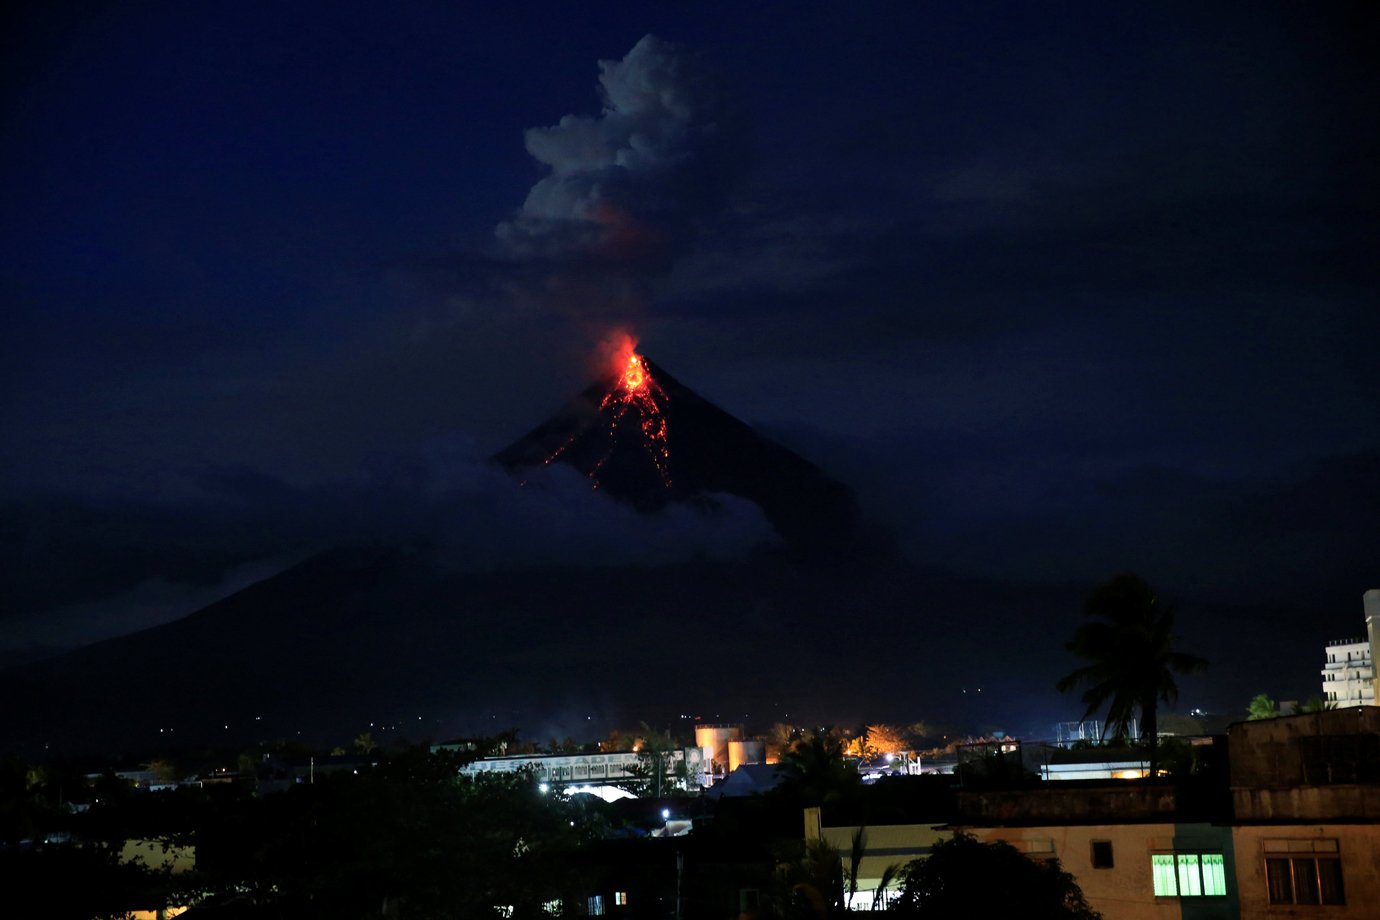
[871,862,904,911]
[770,837,844,918]
[1055,573,1207,777]
[844,827,867,909]
[841,827,905,912]
[1247,692,1280,720]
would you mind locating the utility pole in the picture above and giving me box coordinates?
[675,849,684,920]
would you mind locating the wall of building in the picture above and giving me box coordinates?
[1364,589,1379,689]
[1225,707,1380,914]
[121,838,195,874]
[1232,824,1380,917]
[804,807,951,909]
[958,784,1179,824]
[1228,707,1380,795]
[963,822,1238,920]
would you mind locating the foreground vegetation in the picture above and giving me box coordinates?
[4,737,1108,919]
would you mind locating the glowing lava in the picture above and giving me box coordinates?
[542,339,673,489]
[621,353,647,391]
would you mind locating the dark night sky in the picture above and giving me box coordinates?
[3,2,1377,727]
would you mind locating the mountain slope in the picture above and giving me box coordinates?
[0,539,1091,756]
[495,353,856,547]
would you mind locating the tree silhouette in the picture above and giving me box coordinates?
[844,826,866,907]
[1247,692,1280,720]
[1056,573,1207,777]
[872,861,904,911]
[892,834,1101,918]
[777,731,860,806]
[768,837,844,918]
[1297,695,1337,714]
[763,722,803,762]
[628,722,686,797]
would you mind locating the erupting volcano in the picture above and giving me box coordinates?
[544,343,673,489]
[495,338,858,547]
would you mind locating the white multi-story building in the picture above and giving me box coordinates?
[1321,590,1379,706]
[1322,638,1373,705]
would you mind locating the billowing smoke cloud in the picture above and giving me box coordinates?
[387,35,744,388]
[373,34,749,398]
[497,35,742,271]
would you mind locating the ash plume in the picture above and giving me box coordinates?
[387,35,746,393]
[497,34,744,273]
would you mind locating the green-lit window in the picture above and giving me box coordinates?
[1201,853,1227,896]
[1152,853,1227,898]
[1177,854,1202,896]
[1152,855,1178,896]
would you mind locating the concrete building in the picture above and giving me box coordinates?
[447,747,706,794]
[1038,745,1152,781]
[1323,639,1374,706]
[1368,589,1380,663]
[1322,590,1379,705]
[964,819,1237,919]
[1228,707,1380,915]
[805,806,950,910]
[805,711,1380,916]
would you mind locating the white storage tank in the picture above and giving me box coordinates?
[695,723,742,774]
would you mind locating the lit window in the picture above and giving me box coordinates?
[614,891,628,906]
[1201,854,1227,896]
[1177,854,1202,896]
[588,895,605,916]
[1151,853,1227,897]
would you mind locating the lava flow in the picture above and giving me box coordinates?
[543,342,673,488]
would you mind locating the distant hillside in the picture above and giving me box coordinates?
[0,543,1085,756]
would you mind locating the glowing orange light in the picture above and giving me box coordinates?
[540,333,673,490]
[596,345,672,487]
[622,354,647,391]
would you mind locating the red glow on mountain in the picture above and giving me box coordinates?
[495,341,857,546]
[546,337,672,488]
[617,350,647,391]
